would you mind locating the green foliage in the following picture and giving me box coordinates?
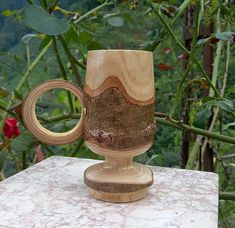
[24,5,70,35]
[107,16,124,27]
[194,107,212,129]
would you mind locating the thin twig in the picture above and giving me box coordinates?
[144,0,192,51]
[200,12,231,167]
[74,1,114,24]
[39,113,80,123]
[155,116,235,145]
[150,4,221,98]
[69,139,84,157]
[221,154,235,160]
[52,37,75,113]
[58,35,83,86]
[169,2,200,118]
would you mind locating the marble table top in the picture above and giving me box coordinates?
[0,156,218,228]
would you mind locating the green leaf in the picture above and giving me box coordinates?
[27,0,35,4]
[223,122,235,131]
[194,107,212,129]
[197,38,209,46]
[57,91,67,104]
[11,132,34,152]
[201,96,215,104]
[107,16,124,27]
[212,99,234,112]
[215,31,235,41]
[14,90,23,100]
[24,5,70,35]
[64,25,79,45]
[50,122,65,133]
[87,41,103,50]
[51,108,61,116]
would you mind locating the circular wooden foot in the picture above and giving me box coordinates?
[84,161,153,203]
[89,188,147,203]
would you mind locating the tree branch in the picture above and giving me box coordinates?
[52,37,75,113]
[74,1,114,24]
[58,35,83,87]
[155,116,235,145]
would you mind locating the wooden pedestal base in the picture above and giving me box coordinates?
[84,161,153,203]
[89,188,147,203]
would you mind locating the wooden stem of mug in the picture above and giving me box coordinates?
[84,142,153,203]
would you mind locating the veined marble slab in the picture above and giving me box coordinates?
[0,156,218,228]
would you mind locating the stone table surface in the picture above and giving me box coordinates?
[0,156,218,228]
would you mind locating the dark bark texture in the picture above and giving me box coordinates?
[84,88,156,150]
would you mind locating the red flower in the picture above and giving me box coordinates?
[3,117,20,139]
[157,63,173,71]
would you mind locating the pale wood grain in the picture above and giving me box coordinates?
[22,80,84,145]
[84,161,153,202]
[89,188,147,203]
[85,50,154,102]
[84,141,153,202]
[85,141,153,157]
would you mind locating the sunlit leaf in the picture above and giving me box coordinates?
[188,79,209,90]
[215,31,235,41]
[2,10,15,17]
[197,38,209,46]
[107,16,124,27]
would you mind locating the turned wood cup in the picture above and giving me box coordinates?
[22,50,156,203]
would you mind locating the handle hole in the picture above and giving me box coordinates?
[35,88,82,133]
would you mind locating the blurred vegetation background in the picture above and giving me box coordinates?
[0,0,234,227]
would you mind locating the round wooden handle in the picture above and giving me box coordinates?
[22,80,84,145]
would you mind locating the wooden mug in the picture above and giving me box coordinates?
[23,50,156,202]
